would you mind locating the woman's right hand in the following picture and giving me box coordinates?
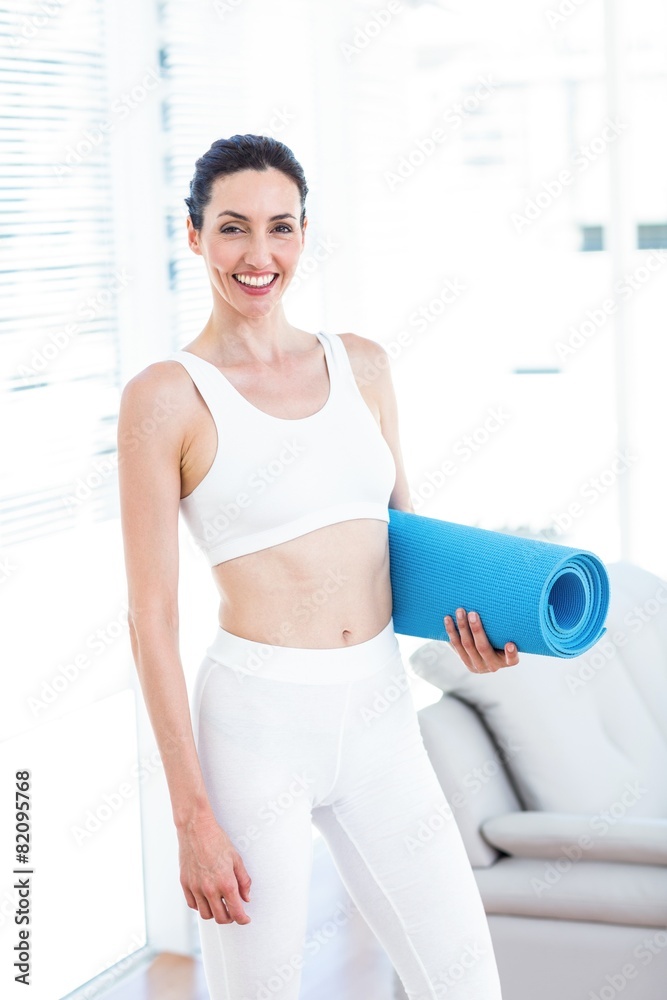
[177,812,252,924]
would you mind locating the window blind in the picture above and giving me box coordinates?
[0,0,121,548]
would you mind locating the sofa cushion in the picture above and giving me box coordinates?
[475,856,667,927]
[417,696,522,868]
[481,811,667,865]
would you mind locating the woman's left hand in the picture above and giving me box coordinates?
[444,608,520,674]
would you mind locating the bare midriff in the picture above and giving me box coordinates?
[210,517,393,648]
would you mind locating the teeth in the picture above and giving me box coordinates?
[234,273,276,287]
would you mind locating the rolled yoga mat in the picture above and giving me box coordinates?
[387,507,610,658]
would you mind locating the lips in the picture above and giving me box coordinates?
[230,273,279,298]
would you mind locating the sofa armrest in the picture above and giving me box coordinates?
[481,811,667,865]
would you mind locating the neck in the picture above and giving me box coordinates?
[194,298,305,365]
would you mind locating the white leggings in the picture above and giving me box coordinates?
[190,616,503,1000]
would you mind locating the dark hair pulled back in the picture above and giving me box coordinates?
[184,134,308,231]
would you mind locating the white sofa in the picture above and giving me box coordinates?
[394,559,667,1000]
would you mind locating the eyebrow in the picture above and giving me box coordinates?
[215,210,297,221]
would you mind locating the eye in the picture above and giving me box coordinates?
[274,224,293,233]
[220,225,242,234]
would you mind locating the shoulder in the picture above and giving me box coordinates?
[336,332,391,387]
[118,359,199,447]
[120,358,196,411]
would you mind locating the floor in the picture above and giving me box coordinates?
[102,953,209,1000]
[102,947,397,1000]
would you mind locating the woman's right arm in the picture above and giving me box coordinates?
[117,364,251,924]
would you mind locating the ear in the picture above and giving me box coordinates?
[300,216,308,247]
[186,216,202,256]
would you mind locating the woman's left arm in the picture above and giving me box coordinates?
[350,333,520,675]
[340,333,414,514]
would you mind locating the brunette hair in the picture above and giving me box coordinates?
[184,134,308,231]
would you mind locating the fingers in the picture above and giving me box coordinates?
[182,885,198,911]
[456,608,488,674]
[183,874,251,925]
[445,610,485,673]
[210,878,251,925]
[235,856,253,904]
[503,641,520,667]
[192,890,217,922]
[191,880,249,925]
[463,610,501,672]
[444,613,472,670]
[444,610,520,673]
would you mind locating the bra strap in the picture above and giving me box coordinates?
[168,350,229,426]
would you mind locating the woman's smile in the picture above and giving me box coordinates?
[231,271,279,294]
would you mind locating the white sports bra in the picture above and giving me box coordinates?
[168,330,397,566]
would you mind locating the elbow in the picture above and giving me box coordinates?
[389,490,415,515]
[127,604,179,649]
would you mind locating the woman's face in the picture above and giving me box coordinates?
[187,167,307,317]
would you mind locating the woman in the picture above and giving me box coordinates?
[118,134,519,1000]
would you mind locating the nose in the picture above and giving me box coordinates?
[242,231,273,269]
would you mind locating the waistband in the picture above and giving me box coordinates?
[204,615,401,684]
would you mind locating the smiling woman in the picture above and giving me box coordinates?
[117,133,510,1000]
[186,164,307,316]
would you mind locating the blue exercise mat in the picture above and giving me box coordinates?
[387,507,610,658]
